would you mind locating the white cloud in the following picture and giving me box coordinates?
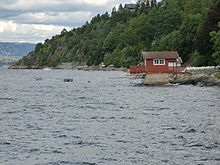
[2,0,60,11]
[1,0,132,12]
[0,21,17,33]
[78,0,116,6]
[12,11,93,26]
[0,20,71,43]
[0,0,135,43]
[2,0,119,11]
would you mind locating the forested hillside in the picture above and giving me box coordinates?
[13,0,220,68]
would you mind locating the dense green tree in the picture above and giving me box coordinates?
[152,14,202,61]
[104,49,125,67]
[151,0,157,7]
[35,43,43,52]
[118,4,123,12]
[164,0,178,9]
[195,0,220,66]
[210,23,220,65]
[148,8,182,38]
[192,50,207,66]
[111,7,116,15]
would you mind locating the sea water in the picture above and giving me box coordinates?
[0,68,220,165]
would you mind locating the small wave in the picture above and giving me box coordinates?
[163,127,177,130]
[77,141,99,146]
[90,116,99,119]
[120,116,134,120]
[55,134,68,138]
[64,140,100,147]
[158,141,167,144]
[36,161,75,165]
[100,158,117,162]
[29,148,40,153]
[184,128,197,133]
[142,107,171,111]
[0,97,15,101]
[78,162,97,165]
[39,162,96,165]
[0,141,11,145]
[52,150,65,154]
[187,144,203,148]
[204,145,218,150]
[199,158,220,162]
[176,136,184,139]
[161,160,169,163]
[3,110,20,114]
[78,105,96,110]
[155,100,165,102]
[115,140,129,143]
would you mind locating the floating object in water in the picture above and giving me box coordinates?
[64,78,73,82]
[88,81,91,83]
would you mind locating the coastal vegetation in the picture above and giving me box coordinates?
[215,72,220,79]
[13,0,220,68]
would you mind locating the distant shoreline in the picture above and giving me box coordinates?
[7,65,220,86]
[8,65,129,72]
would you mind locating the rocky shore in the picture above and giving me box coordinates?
[171,67,220,86]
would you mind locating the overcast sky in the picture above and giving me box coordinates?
[0,0,138,43]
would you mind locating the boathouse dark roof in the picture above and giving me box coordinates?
[142,51,180,59]
[124,4,137,9]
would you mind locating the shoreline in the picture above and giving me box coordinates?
[8,65,129,72]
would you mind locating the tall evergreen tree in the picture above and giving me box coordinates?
[195,0,220,65]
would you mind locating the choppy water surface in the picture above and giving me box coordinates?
[0,68,220,165]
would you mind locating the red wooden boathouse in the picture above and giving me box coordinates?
[130,51,186,74]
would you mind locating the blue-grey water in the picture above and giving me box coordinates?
[0,67,220,165]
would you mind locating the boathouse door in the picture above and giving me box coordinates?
[168,61,177,72]
[168,61,176,67]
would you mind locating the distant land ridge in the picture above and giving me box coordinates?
[0,42,35,66]
[0,42,35,57]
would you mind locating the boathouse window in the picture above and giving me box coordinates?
[153,59,165,65]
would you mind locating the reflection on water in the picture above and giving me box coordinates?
[0,68,220,165]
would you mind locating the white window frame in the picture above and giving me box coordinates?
[153,59,165,65]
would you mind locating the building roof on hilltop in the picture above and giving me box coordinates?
[142,0,151,3]
[142,51,180,59]
[124,4,137,9]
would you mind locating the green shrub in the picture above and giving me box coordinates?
[214,72,220,79]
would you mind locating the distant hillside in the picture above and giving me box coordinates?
[0,42,35,57]
[12,0,220,69]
